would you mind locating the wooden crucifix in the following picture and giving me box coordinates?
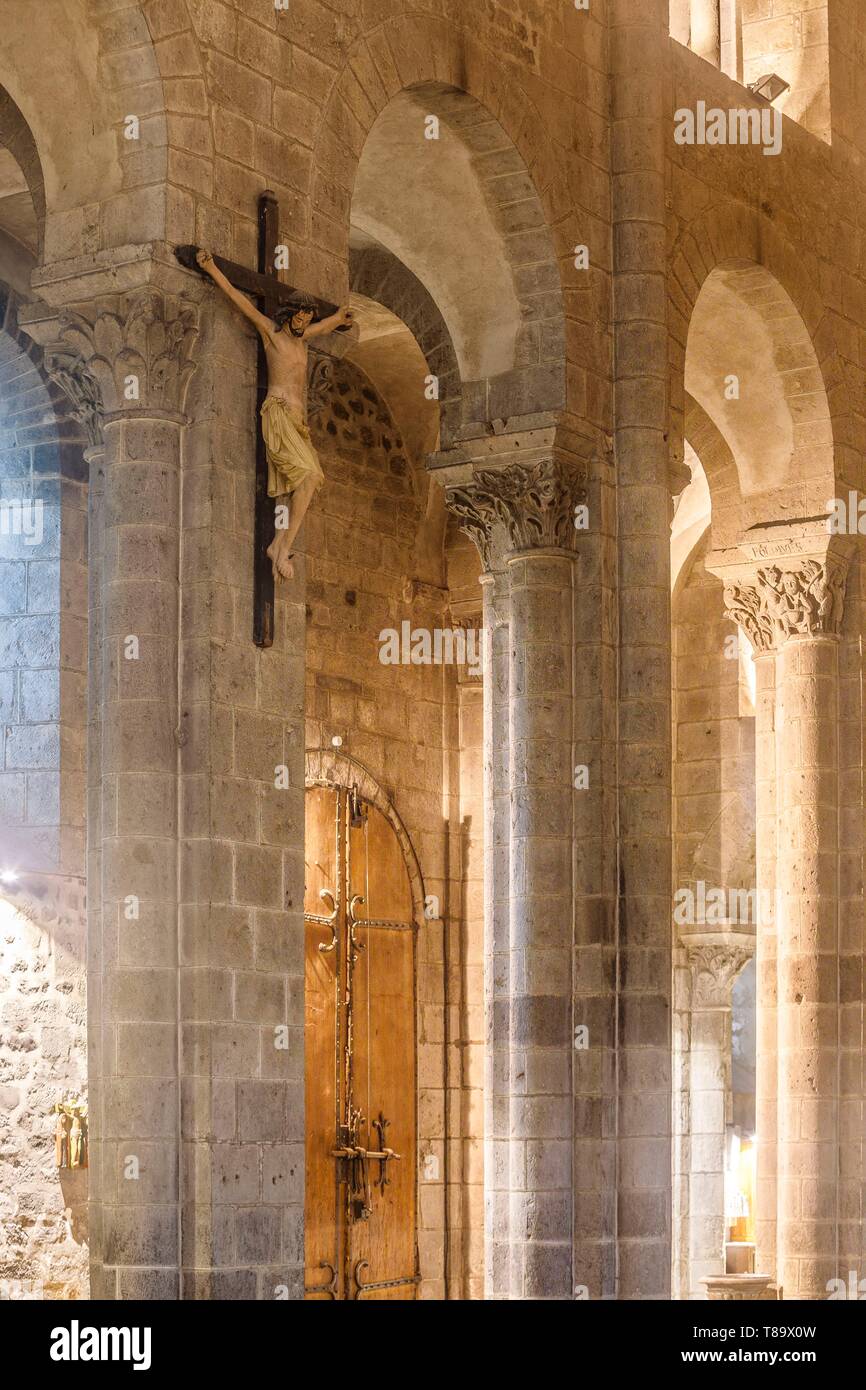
[176,190,350,648]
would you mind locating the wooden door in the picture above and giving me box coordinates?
[304,784,419,1300]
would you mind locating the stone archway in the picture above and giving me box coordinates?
[669,203,852,506]
[317,23,571,447]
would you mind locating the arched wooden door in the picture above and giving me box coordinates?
[304,783,419,1300]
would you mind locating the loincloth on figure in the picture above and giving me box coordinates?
[261,395,325,497]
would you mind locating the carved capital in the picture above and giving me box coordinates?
[43,348,104,449]
[445,481,499,570]
[724,558,847,653]
[446,458,585,566]
[23,289,199,420]
[686,943,753,1008]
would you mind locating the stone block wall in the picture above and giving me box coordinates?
[2,0,865,1303]
[0,886,87,1299]
[741,1,830,142]
[0,297,88,1298]
[175,296,306,1300]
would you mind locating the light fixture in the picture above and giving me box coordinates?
[0,869,19,885]
[748,73,790,104]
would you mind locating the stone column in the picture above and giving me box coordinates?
[481,566,511,1297]
[681,933,754,1298]
[447,455,584,1300]
[723,540,849,1298]
[611,0,673,1300]
[753,651,779,1284]
[690,0,722,66]
[719,0,742,79]
[507,540,577,1300]
[447,483,513,1297]
[775,628,841,1298]
[23,278,200,1299]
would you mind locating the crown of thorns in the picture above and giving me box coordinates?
[274,293,320,326]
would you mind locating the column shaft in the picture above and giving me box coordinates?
[481,568,512,1297]
[754,653,778,1282]
[688,999,731,1296]
[690,0,722,65]
[507,550,575,1300]
[683,942,752,1297]
[85,441,107,1293]
[97,414,182,1298]
[776,637,840,1298]
[611,0,673,1299]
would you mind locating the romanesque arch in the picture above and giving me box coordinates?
[316,19,571,448]
[670,202,851,506]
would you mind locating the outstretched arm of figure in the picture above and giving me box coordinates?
[306,305,353,339]
[196,250,275,338]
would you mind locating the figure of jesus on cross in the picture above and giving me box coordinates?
[196,250,352,582]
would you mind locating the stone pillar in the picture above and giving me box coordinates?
[611,0,673,1300]
[446,484,511,1297]
[775,629,841,1298]
[719,0,742,79]
[690,0,722,66]
[507,543,576,1299]
[446,454,584,1300]
[722,539,850,1298]
[23,278,200,1299]
[753,652,778,1284]
[681,933,754,1298]
[479,567,511,1298]
[176,281,307,1300]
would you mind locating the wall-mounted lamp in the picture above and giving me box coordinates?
[748,73,790,104]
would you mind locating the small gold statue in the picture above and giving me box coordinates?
[54,1105,70,1168]
[53,1098,88,1169]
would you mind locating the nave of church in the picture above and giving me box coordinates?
[0,0,864,1309]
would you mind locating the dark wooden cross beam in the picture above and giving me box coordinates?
[176,189,349,648]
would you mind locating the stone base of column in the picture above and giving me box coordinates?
[701,1274,773,1301]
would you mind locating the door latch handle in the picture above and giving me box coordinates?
[332,1110,401,1218]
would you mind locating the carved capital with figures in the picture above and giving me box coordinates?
[723,557,847,654]
[446,458,585,568]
